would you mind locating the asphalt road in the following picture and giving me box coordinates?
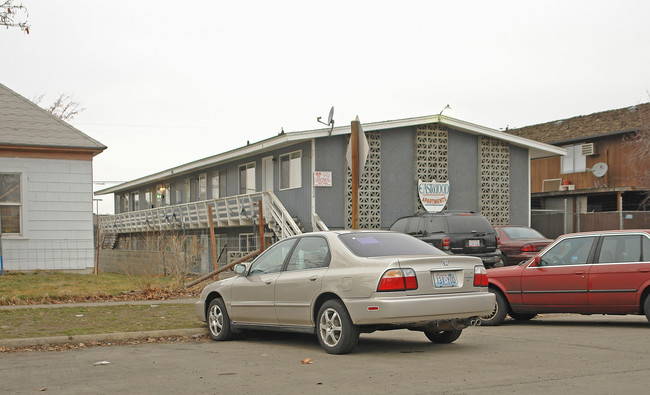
[1,314,649,394]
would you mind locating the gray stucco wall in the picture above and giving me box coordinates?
[314,135,348,229]
[447,130,479,211]
[509,145,530,226]
[380,127,416,227]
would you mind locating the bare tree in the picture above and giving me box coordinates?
[0,0,29,34]
[33,93,85,121]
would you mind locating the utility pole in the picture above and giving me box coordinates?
[351,119,360,229]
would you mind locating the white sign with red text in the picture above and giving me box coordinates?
[418,179,449,212]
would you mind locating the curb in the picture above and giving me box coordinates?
[0,299,198,310]
[0,327,209,348]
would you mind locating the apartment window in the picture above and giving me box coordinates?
[239,162,256,194]
[211,170,226,199]
[199,173,207,201]
[184,179,191,203]
[121,194,130,213]
[239,233,256,252]
[155,183,171,207]
[0,173,21,234]
[280,151,302,190]
[145,189,153,208]
[561,145,587,174]
[131,192,139,211]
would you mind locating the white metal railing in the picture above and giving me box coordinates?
[312,212,329,231]
[99,191,303,240]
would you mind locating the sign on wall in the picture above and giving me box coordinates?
[314,171,332,187]
[418,179,449,212]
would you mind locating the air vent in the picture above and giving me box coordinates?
[581,142,596,156]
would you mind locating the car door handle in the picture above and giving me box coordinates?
[309,276,318,282]
[573,270,585,275]
[265,281,273,285]
[640,268,650,273]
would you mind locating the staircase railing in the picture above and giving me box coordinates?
[98,191,303,240]
[312,212,329,231]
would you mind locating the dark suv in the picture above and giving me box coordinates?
[389,211,503,268]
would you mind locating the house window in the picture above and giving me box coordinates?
[561,145,587,174]
[184,179,191,202]
[211,170,226,199]
[280,151,302,190]
[239,162,256,194]
[0,173,21,234]
[131,192,139,211]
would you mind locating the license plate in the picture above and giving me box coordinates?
[434,272,457,287]
[468,239,480,247]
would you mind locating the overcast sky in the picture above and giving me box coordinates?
[3,0,650,213]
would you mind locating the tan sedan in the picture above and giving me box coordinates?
[196,230,495,354]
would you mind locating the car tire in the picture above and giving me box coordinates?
[316,300,360,354]
[481,288,508,326]
[424,329,462,344]
[508,312,537,321]
[500,253,508,266]
[644,295,650,323]
[207,298,234,341]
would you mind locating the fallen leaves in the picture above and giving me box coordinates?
[301,357,313,364]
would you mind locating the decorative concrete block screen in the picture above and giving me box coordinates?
[480,136,510,225]
[415,126,449,212]
[346,131,381,229]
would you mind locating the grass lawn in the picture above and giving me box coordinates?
[0,271,181,305]
[0,304,204,340]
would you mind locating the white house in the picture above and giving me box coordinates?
[0,83,106,272]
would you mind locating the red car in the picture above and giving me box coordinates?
[494,226,553,266]
[482,229,650,325]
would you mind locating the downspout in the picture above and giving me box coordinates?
[311,138,316,232]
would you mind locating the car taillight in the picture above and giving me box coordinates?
[497,235,500,247]
[473,265,488,287]
[441,237,450,250]
[520,244,538,252]
[377,268,418,291]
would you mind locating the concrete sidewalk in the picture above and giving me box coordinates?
[0,298,207,349]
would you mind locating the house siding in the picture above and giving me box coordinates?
[1,157,95,271]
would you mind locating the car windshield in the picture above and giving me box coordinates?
[502,227,545,239]
[339,232,445,257]
[446,215,493,233]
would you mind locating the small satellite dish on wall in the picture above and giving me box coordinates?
[590,162,608,178]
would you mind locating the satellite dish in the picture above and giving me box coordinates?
[327,106,335,125]
[590,162,608,178]
[316,106,335,135]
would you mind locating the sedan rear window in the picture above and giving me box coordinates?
[339,232,445,257]
[501,227,545,239]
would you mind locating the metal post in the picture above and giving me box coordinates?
[619,193,623,230]
[563,199,568,235]
[351,119,360,229]
[576,200,580,233]
[258,202,265,253]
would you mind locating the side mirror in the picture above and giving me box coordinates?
[234,263,247,275]
[533,256,542,266]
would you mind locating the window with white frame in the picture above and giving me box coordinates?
[239,162,256,194]
[561,144,587,174]
[211,170,226,199]
[0,173,21,234]
[239,233,256,252]
[145,189,153,208]
[280,151,302,190]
